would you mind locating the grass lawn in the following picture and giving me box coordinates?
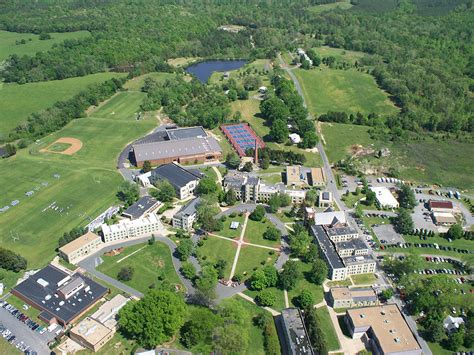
[390,138,474,190]
[275,211,297,224]
[386,247,474,266]
[312,46,365,64]
[48,142,72,152]
[257,172,283,184]
[288,262,324,306]
[88,91,146,121]
[308,1,353,13]
[327,279,352,287]
[244,218,281,248]
[294,68,398,117]
[244,287,286,312]
[320,122,378,163]
[350,273,376,285]
[123,72,176,91]
[341,191,365,208]
[167,57,201,67]
[0,337,20,355]
[0,89,156,268]
[0,30,90,61]
[316,306,341,352]
[0,72,127,136]
[0,269,22,292]
[5,294,47,326]
[218,214,246,239]
[234,246,278,278]
[97,242,183,294]
[210,127,234,158]
[196,237,236,278]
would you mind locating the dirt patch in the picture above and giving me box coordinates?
[40,137,83,155]
[153,258,165,268]
[349,144,374,158]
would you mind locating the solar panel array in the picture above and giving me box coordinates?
[221,123,264,156]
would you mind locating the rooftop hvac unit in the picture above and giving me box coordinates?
[37,278,49,288]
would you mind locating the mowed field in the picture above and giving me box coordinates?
[0,90,156,268]
[321,122,474,189]
[294,68,399,116]
[0,30,90,61]
[0,72,127,137]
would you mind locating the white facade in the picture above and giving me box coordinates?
[257,184,306,204]
[370,186,399,209]
[136,171,152,187]
[289,133,301,144]
[101,214,162,243]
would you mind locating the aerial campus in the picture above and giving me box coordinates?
[0,2,473,355]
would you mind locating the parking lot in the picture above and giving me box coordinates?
[373,224,404,245]
[0,298,58,354]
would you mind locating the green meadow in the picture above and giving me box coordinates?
[0,90,155,268]
[0,72,126,137]
[294,68,399,117]
[0,30,90,61]
[321,122,474,189]
[308,0,353,13]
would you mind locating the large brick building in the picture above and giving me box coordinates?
[131,126,222,167]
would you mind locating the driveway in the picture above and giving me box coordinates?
[0,305,52,355]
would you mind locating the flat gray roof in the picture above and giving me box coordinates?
[343,254,375,266]
[151,163,202,189]
[338,238,368,250]
[326,226,358,237]
[166,126,207,140]
[133,136,221,163]
[281,308,314,355]
[123,196,159,219]
[311,225,345,269]
[174,197,201,219]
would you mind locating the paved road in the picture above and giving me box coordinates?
[0,305,51,355]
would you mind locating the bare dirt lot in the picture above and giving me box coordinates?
[40,137,83,155]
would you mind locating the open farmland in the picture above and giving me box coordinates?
[0,72,126,137]
[294,68,399,117]
[0,30,90,61]
[0,90,155,269]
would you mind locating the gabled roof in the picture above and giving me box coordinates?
[151,163,202,189]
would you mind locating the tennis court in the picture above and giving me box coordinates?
[221,123,265,157]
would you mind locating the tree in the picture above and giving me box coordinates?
[301,130,319,148]
[395,208,414,234]
[213,301,250,352]
[4,143,16,157]
[117,181,139,206]
[176,239,193,261]
[268,194,281,213]
[446,223,463,240]
[197,203,222,232]
[380,288,394,301]
[255,289,277,306]
[142,160,152,173]
[250,205,266,221]
[224,188,237,206]
[242,161,253,172]
[263,226,281,241]
[225,152,240,169]
[180,309,221,348]
[118,290,186,349]
[305,189,317,205]
[152,180,176,202]
[261,156,270,169]
[196,176,219,196]
[279,260,301,290]
[301,60,311,70]
[398,184,417,209]
[214,259,228,279]
[308,259,328,285]
[445,326,465,351]
[304,307,328,354]
[38,32,51,40]
[304,243,320,263]
[262,265,278,287]
[249,269,268,291]
[270,119,289,143]
[0,247,27,272]
[117,266,134,281]
[289,227,312,258]
[180,261,196,280]
[294,289,314,310]
[364,190,376,206]
[354,203,364,218]
[195,265,218,305]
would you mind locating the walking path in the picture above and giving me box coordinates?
[284,290,289,308]
[229,213,249,280]
[237,292,280,316]
[212,165,223,184]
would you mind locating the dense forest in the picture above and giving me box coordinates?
[0,0,472,135]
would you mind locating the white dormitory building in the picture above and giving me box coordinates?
[101,213,162,243]
[370,186,399,209]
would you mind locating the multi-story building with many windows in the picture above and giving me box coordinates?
[101,213,162,243]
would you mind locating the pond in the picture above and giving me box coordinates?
[185,59,247,83]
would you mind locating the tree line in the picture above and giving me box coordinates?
[7,77,126,143]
